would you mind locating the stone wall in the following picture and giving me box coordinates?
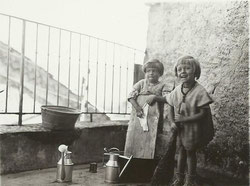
[0,121,127,174]
[145,1,248,178]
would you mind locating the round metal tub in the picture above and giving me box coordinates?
[41,105,81,130]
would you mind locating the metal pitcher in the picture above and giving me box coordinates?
[105,153,120,183]
[56,151,74,182]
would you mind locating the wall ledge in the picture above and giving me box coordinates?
[0,120,128,134]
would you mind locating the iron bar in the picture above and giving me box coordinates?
[103,42,107,112]
[18,20,26,126]
[86,37,90,112]
[5,16,11,113]
[45,27,50,105]
[33,23,38,112]
[90,113,93,122]
[130,49,136,113]
[111,43,115,113]
[77,34,82,109]
[57,29,61,106]
[132,49,136,88]
[125,49,129,114]
[118,47,122,113]
[95,39,99,112]
[67,32,72,107]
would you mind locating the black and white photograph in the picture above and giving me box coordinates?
[0,0,248,185]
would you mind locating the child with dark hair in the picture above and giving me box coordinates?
[124,59,172,159]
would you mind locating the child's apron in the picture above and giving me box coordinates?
[124,94,160,159]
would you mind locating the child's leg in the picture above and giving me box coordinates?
[186,149,197,175]
[172,146,186,186]
[185,149,198,185]
[177,146,187,174]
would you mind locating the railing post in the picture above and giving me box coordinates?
[67,32,72,107]
[45,27,50,105]
[90,113,93,122]
[86,37,91,112]
[57,29,61,106]
[77,34,82,109]
[111,43,115,113]
[103,41,107,112]
[95,39,99,112]
[118,47,122,113]
[33,23,38,112]
[18,20,26,126]
[5,16,11,113]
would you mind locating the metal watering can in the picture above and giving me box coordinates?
[56,144,74,182]
[105,153,120,183]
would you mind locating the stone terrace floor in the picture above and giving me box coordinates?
[0,164,248,186]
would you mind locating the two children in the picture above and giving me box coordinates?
[126,56,214,186]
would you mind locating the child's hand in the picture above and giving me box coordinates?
[135,107,144,118]
[175,114,185,123]
[146,95,156,105]
[170,122,178,132]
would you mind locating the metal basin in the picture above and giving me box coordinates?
[41,105,81,130]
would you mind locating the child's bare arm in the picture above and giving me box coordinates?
[155,95,168,103]
[129,98,144,118]
[169,105,175,123]
[169,105,178,131]
[175,108,206,123]
[169,105,182,131]
[146,95,167,105]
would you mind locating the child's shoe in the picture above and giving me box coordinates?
[183,174,200,186]
[171,172,185,186]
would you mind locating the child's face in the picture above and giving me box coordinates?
[145,67,160,83]
[176,63,195,84]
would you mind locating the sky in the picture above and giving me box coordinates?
[0,0,150,51]
[1,0,229,52]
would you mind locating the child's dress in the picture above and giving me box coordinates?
[124,79,170,159]
[166,82,214,150]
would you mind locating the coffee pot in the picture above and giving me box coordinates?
[56,144,74,182]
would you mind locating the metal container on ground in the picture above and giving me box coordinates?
[105,153,120,183]
[56,151,74,182]
[89,162,97,173]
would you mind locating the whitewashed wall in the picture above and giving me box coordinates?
[146,1,248,178]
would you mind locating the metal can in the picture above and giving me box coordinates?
[105,153,120,183]
[56,151,74,182]
[89,162,97,173]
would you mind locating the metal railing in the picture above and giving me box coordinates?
[0,13,145,125]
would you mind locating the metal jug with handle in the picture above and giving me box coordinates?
[56,145,74,182]
[105,153,120,183]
